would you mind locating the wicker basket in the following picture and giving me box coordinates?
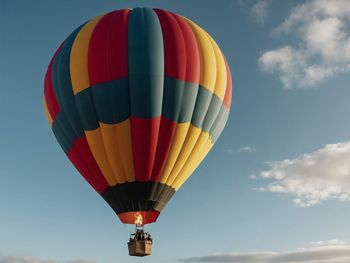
[128,239,152,257]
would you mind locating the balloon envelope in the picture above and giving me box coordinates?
[44,7,232,224]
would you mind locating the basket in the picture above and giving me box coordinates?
[128,239,152,257]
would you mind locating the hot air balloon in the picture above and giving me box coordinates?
[43,7,232,257]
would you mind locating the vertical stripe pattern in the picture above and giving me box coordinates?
[43,8,232,225]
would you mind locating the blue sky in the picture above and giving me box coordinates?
[2,0,350,262]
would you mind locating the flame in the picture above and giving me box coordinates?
[134,212,143,226]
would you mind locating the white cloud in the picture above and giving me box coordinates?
[179,239,350,262]
[0,257,96,263]
[255,141,350,207]
[249,173,259,179]
[238,0,272,25]
[276,0,350,34]
[309,239,350,247]
[224,146,257,154]
[239,146,257,153]
[259,0,350,88]
[0,257,55,263]
[251,1,270,25]
[259,46,307,88]
[224,148,234,154]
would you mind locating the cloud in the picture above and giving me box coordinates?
[251,1,270,25]
[259,0,350,88]
[0,257,96,263]
[0,257,55,263]
[309,239,350,247]
[239,146,257,153]
[224,148,234,154]
[179,239,350,263]
[224,146,257,154]
[255,141,350,207]
[238,0,272,25]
